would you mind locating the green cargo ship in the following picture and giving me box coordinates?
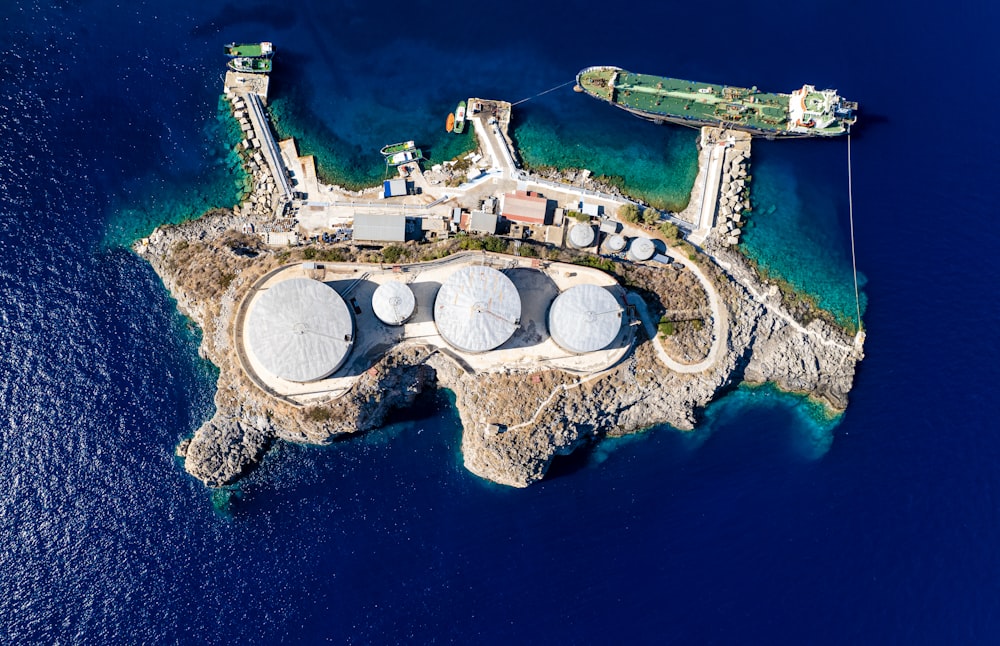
[575,66,857,138]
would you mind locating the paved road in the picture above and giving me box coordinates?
[628,245,728,375]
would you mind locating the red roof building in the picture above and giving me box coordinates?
[500,190,549,225]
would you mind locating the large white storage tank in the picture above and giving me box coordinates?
[604,234,627,253]
[568,223,596,249]
[371,280,415,326]
[627,237,656,261]
[245,278,354,382]
[548,284,623,354]
[434,265,521,353]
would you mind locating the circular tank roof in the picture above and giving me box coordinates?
[434,265,521,353]
[605,234,627,252]
[548,284,623,354]
[568,223,596,249]
[628,237,656,261]
[372,280,415,326]
[245,278,354,383]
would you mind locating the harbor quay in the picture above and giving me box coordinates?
[220,68,741,256]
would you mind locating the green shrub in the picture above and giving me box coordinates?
[382,245,405,263]
[658,320,676,336]
[304,406,332,422]
[618,203,640,224]
[572,256,617,273]
[317,249,345,262]
[567,210,589,222]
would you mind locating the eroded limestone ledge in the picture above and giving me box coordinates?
[137,210,862,488]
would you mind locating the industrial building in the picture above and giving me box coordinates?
[461,210,498,235]
[245,278,354,382]
[372,280,415,326]
[434,265,521,353]
[382,178,409,198]
[500,190,549,225]
[352,213,407,242]
[548,284,623,354]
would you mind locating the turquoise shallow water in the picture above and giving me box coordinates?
[510,103,700,211]
[740,142,868,326]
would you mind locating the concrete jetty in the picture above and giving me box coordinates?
[683,127,752,246]
[223,71,292,219]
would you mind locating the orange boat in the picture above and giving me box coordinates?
[446,112,455,133]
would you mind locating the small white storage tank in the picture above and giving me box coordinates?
[605,234,627,253]
[434,265,521,353]
[568,223,596,249]
[548,284,623,354]
[245,278,354,383]
[372,280,415,326]
[627,237,656,261]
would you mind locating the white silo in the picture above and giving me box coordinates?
[568,223,596,249]
[627,237,656,262]
[372,280,415,326]
[605,234,627,253]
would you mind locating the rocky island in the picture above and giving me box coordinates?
[135,62,865,489]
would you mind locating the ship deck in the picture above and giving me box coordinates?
[613,71,789,131]
[578,67,852,136]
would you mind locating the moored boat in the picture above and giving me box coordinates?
[227,56,273,74]
[224,42,274,58]
[453,101,467,134]
[380,140,416,157]
[575,65,857,138]
[446,112,455,132]
[387,148,424,166]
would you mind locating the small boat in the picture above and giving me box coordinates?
[380,140,416,157]
[387,148,424,166]
[453,101,467,134]
[224,42,274,58]
[446,112,455,132]
[227,56,272,74]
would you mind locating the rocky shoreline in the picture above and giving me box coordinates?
[136,208,863,489]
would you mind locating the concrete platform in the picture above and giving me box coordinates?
[237,253,635,404]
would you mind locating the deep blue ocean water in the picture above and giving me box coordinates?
[2,0,999,642]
